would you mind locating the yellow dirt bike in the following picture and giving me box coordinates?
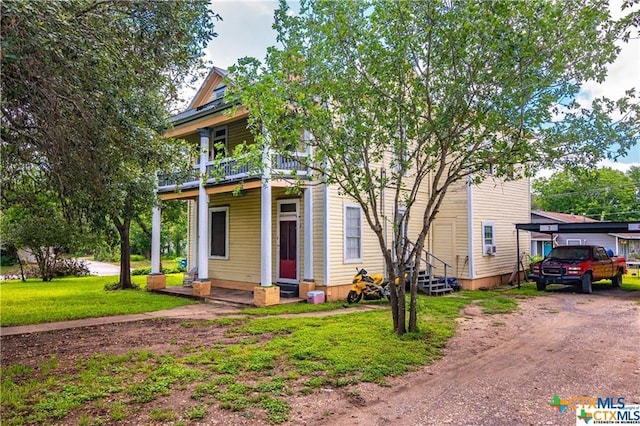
[347,268,391,303]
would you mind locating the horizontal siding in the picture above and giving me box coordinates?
[556,234,617,251]
[431,182,470,278]
[227,118,255,153]
[472,177,531,279]
[208,190,262,283]
[313,182,326,285]
[187,200,197,268]
[327,188,385,286]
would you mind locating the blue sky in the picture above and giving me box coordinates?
[199,0,639,170]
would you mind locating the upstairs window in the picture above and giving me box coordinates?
[209,126,227,161]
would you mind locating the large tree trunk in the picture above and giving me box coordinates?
[115,217,135,289]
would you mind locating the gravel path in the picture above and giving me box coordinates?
[287,289,640,425]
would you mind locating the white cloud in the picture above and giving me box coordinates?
[207,0,279,69]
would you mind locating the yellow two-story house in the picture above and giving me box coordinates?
[148,67,530,304]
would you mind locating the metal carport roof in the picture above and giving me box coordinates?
[512,221,640,286]
[516,222,640,234]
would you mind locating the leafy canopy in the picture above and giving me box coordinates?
[1,0,218,285]
[230,0,639,333]
[532,167,640,221]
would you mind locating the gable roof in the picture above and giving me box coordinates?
[532,210,597,223]
[168,66,235,127]
[187,66,229,111]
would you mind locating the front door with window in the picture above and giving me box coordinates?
[278,201,298,282]
[279,220,297,280]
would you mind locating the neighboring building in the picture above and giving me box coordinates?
[149,67,531,302]
[530,210,640,259]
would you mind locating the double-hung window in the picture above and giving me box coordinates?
[209,207,229,259]
[344,204,362,262]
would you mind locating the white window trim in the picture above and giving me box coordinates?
[209,125,228,162]
[481,221,496,256]
[209,206,229,260]
[566,239,582,246]
[344,203,363,263]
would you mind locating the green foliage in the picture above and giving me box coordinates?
[1,0,218,289]
[0,188,81,281]
[131,266,184,275]
[0,274,193,326]
[230,0,639,334]
[533,168,640,221]
[149,408,177,422]
[184,405,207,420]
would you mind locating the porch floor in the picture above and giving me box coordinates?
[154,286,305,306]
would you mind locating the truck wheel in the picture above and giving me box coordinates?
[581,273,592,294]
[536,279,546,291]
[611,270,622,288]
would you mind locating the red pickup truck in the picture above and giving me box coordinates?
[529,245,627,294]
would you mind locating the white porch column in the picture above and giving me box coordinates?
[197,128,210,281]
[151,205,162,274]
[261,146,273,287]
[303,185,314,281]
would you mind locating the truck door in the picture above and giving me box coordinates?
[593,247,611,280]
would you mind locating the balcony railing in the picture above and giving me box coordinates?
[157,153,309,192]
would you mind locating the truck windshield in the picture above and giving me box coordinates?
[546,247,590,261]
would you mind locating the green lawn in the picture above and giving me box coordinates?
[622,272,640,290]
[0,285,537,425]
[0,274,194,327]
[3,281,638,424]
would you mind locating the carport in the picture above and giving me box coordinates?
[513,221,640,286]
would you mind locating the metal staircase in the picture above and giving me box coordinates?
[405,241,457,296]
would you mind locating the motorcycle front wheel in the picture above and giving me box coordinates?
[347,290,362,304]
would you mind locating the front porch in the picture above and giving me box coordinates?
[152,285,305,306]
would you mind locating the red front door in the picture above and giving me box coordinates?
[279,220,297,280]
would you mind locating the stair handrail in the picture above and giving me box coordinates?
[403,239,453,290]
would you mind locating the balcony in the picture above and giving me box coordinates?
[157,153,309,193]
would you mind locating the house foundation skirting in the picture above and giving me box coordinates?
[458,272,526,290]
[209,279,258,292]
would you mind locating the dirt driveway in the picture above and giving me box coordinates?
[2,289,639,425]
[297,288,640,425]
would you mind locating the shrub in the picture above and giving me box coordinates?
[130,254,146,262]
[52,258,91,277]
[0,247,19,266]
[132,267,182,276]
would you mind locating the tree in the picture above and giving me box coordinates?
[0,169,80,281]
[532,168,640,221]
[230,0,639,334]
[1,1,218,288]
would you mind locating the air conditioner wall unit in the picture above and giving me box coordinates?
[485,245,497,255]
